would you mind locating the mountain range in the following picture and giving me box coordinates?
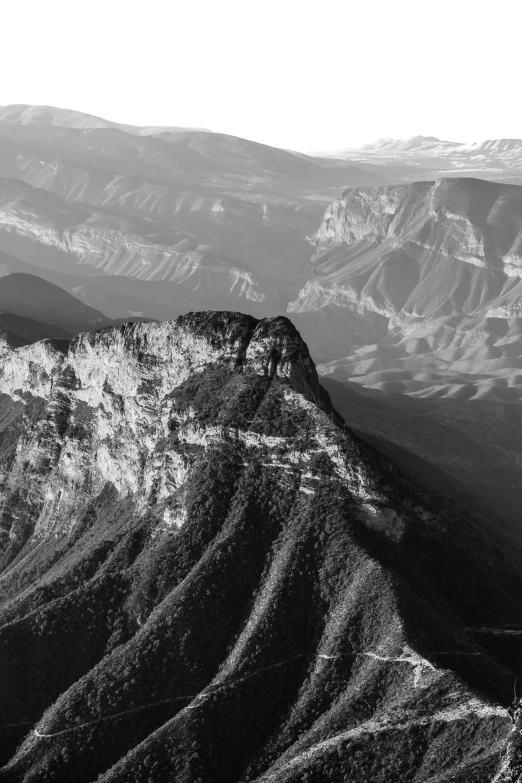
[2,106,522,781]
[316,135,522,186]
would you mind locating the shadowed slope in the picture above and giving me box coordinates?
[0,273,114,334]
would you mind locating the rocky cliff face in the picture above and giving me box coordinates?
[294,179,522,314]
[0,312,521,783]
[289,178,522,399]
[0,313,323,562]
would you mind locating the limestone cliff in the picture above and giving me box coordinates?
[292,179,522,317]
[289,178,522,400]
[0,313,331,565]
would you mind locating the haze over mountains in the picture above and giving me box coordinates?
[2,105,522,781]
[316,135,522,186]
[2,106,522,400]
[0,104,390,303]
[294,178,522,400]
[0,104,215,136]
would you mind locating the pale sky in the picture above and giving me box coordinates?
[2,0,521,152]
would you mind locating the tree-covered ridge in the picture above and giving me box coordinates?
[0,312,520,782]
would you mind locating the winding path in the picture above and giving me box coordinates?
[19,645,501,755]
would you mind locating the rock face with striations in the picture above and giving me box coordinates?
[290,178,522,399]
[0,314,323,558]
[1,312,522,782]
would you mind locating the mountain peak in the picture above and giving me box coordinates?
[74,312,326,408]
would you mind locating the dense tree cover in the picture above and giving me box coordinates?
[0,351,519,782]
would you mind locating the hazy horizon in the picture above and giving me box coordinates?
[3,0,521,153]
[0,102,518,155]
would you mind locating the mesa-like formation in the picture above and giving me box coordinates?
[290,178,522,398]
[0,313,521,782]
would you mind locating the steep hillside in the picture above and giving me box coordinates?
[321,377,522,544]
[290,178,522,398]
[0,313,521,782]
[0,252,280,322]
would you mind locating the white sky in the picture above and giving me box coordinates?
[2,0,521,152]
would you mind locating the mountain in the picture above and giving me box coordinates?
[0,105,392,311]
[0,250,281,322]
[336,135,464,155]
[0,273,116,334]
[316,136,522,185]
[0,311,70,347]
[0,104,213,135]
[0,313,521,782]
[289,177,522,399]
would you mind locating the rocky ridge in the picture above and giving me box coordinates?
[0,179,276,302]
[0,313,324,566]
[0,313,521,782]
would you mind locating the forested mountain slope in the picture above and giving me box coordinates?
[0,313,521,782]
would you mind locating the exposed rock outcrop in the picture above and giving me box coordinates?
[0,313,325,557]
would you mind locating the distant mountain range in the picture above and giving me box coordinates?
[0,104,391,304]
[313,134,522,185]
[0,104,215,136]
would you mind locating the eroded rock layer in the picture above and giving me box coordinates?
[290,178,522,398]
[0,106,389,308]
